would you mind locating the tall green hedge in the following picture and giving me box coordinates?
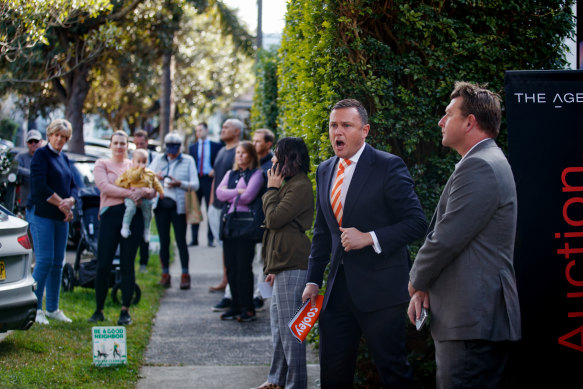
[251,47,280,132]
[278,0,574,215]
[255,0,575,387]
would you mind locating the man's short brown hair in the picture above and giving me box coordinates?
[134,129,149,140]
[450,82,501,138]
[254,128,275,145]
[332,99,369,125]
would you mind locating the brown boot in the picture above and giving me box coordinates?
[160,273,171,288]
[180,273,191,290]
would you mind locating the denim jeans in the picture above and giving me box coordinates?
[28,206,68,312]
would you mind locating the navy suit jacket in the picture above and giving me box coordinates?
[307,144,427,312]
[189,139,222,174]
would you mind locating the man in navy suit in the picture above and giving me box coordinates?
[189,122,222,246]
[302,99,427,388]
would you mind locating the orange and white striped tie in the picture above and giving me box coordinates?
[330,158,351,226]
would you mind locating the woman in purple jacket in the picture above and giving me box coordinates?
[216,141,264,322]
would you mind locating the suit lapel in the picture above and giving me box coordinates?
[321,157,339,226]
[342,144,374,225]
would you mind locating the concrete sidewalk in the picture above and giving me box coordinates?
[137,222,320,389]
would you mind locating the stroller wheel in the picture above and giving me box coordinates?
[61,263,75,292]
[111,282,141,305]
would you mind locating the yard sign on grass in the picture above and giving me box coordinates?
[92,326,127,367]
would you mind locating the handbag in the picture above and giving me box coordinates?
[185,190,202,224]
[219,195,264,243]
[219,170,265,243]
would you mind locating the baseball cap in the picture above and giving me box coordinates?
[26,130,42,142]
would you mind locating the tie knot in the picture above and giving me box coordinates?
[340,159,351,170]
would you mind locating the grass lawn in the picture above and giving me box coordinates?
[0,247,166,388]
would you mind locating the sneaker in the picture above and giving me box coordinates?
[139,264,148,273]
[220,309,240,320]
[36,309,49,325]
[117,309,132,325]
[212,298,232,312]
[88,310,105,323]
[46,309,72,323]
[160,273,171,288]
[253,297,265,311]
[238,310,257,322]
[180,273,191,290]
[120,226,131,238]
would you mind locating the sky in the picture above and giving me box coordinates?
[222,0,287,35]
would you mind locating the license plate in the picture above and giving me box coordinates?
[0,261,5,281]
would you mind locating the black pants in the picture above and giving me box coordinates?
[139,237,149,266]
[223,237,255,313]
[154,201,189,272]
[319,266,412,389]
[95,203,143,310]
[191,175,214,244]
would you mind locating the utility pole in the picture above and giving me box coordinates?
[257,0,263,51]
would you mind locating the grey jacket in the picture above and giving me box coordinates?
[149,153,199,214]
[410,139,521,342]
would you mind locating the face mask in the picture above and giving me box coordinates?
[166,143,180,154]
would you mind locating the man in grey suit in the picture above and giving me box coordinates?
[408,82,521,388]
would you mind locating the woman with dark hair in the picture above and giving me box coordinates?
[29,119,77,325]
[253,137,314,389]
[89,130,156,326]
[216,141,265,322]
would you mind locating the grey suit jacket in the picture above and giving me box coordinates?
[410,138,521,342]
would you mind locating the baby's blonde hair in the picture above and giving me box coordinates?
[133,148,148,162]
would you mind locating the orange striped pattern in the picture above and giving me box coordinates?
[331,159,351,226]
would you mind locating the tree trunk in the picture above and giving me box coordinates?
[159,49,174,140]
[65,66,91,154]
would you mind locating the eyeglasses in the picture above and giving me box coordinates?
[165,143,181,147]
[27,139,40,144]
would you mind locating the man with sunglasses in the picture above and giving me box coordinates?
[16,130,44,217]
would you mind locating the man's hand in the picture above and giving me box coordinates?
[302,283,319,307]
[407,290,430,325]
[339,227,372,252]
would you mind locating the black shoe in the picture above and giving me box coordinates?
[220,310,240,320]
[212,298,232,312]
[88,310,105,323]
[189,241,198,247]
[208,241,216,247]
[253,297,265,311]
[117,309,132,325]
[238,310,257,322]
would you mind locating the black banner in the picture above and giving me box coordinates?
[505,70,583,385]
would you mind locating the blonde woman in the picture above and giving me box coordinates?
[29,119,77,325]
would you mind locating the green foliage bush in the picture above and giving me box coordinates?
[250,47,280,132]
[254,0,575,387]
[0,118,18,141]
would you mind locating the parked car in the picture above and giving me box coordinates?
[0,204,36,332]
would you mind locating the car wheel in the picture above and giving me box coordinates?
[62,263,75,292]
[111,282,141,305]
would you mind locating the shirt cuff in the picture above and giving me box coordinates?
[370,231,382,254]
[306,282,319,288]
